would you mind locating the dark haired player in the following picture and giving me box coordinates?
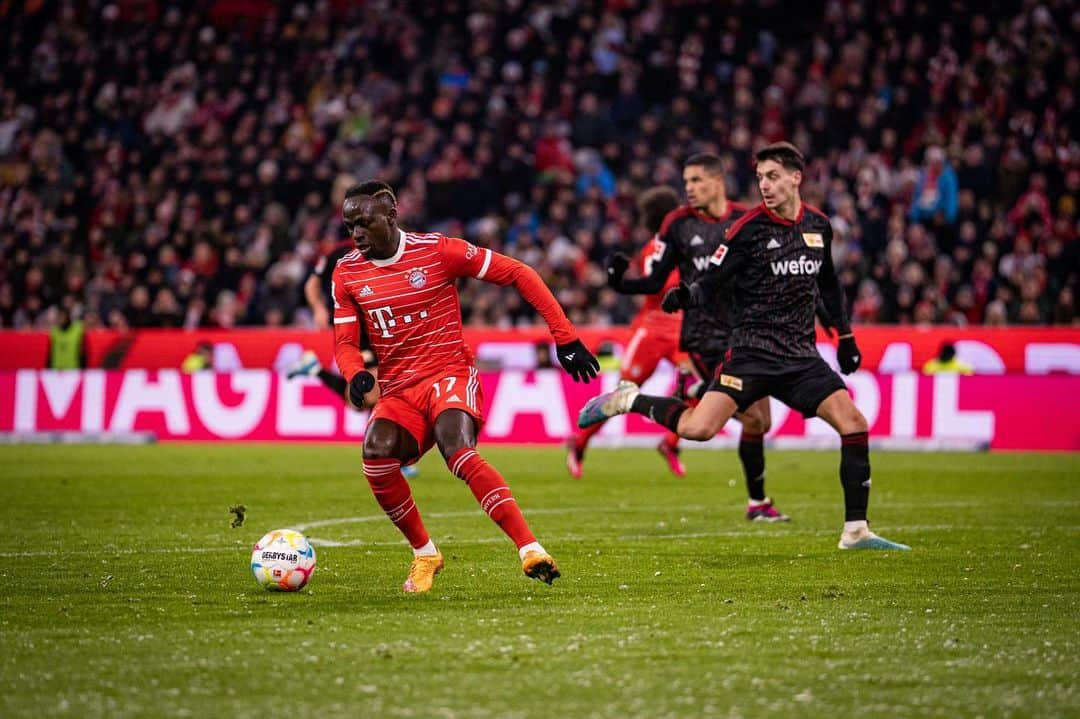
[580,143,909,550]
[333,180,599,592]
[566,185,688,479]
[606,153,788,522]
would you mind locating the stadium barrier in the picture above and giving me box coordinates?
[1,326,1079,374]
[1,369,1077,451]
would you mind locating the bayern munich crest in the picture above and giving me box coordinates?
[407,268,427,289]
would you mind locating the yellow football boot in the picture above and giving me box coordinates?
[402,552,444,593]
[521,551,561,585]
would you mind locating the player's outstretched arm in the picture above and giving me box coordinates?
[816,223,861,373]
[465,245,598,382]
[661,234,745,312]
[608,243,676,296]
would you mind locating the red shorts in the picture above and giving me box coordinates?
[368,365,484,461]
[621,323,686,385]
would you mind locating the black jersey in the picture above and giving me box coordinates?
[617,202,748,356]
[696,202,851,359]
[313,240,356,303]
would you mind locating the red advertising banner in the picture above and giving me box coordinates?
[1,327,1078,374]
[2,369,1077,451]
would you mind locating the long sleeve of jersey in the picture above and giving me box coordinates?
[693,233,747,301]
[331,264,368,383]
[442,237,578,345]
[617,234,677,295]
[815,222,852,336]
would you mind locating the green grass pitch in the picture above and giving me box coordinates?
[2,444,1078,718]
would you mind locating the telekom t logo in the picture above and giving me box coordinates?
[367,305,430,338]
[368,306,397,338]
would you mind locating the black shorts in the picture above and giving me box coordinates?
[706,349,847,418]
[688,350,726,380]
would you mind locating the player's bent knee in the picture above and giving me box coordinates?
[680,414,723,441]
[362,434,397,460]
[741,407,771,434]
[846,409,869,434]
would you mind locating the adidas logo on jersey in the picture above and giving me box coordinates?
[359,285,374,296]
[770,255,822,276]
[690,234,705,246]
[767,238,781,249]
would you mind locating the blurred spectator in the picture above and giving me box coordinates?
[909,146,958,225]
[48,306,84,369]
[181,342,214,373]
[0,2,1076,332]
[922,342,974,375]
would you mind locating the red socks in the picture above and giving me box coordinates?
[448,448,536,549]
[362,458,430,549]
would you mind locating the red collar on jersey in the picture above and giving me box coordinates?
[760,201,804,226]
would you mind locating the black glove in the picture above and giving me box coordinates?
[605,252,631,289]
[348,370,376,406]
[837,335,862,374]
[661,282,703,313]
[556,339,600,383]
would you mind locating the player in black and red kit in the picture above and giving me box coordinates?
[606,154,788,522]
[566,185,687,479]
[580,142,909,551]
[288,238,377,397]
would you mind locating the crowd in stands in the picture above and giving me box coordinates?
[0,0,1077,333]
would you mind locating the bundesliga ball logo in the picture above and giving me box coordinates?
[407,269,427,289]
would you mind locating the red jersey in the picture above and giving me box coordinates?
[332,229,578,395]
[632,233,682,341]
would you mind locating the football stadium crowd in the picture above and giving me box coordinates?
[0,0,1077,332]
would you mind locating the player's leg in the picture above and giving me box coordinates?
[653,348,693,477]
[736,399,788,522]
[362,411,443,591]
[434,408,559,584]
[287,350,347,395]
[814,388,909,551]
[566,326,654,478]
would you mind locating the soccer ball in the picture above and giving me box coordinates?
[251,529,316,592]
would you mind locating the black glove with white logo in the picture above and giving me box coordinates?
[837,335,862,375]
[661,282,704,313]
[348,370,376,407]
[605,252,631,290]
[556,339,600,383]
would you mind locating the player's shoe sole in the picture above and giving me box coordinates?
[656,441,686,477]
[565,438,584,479]
[838,533,911,551]
[577,380,639,428]
[521,551,560,585]
[287,350,321,379]
[401,464,420,480]
[403,552,444,593]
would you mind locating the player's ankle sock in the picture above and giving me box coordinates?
[363,458,430,549]
[840,431,870,522]
[661,431,680,451]
[318,370,347,396]
[738,432,766,501]
[448,448,536,548]
[413,539,439,557]
[630,395,688,432]
[517,541,547,560]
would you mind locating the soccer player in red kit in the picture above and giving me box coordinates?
[332,180,599,593]
[566,186,687,478]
